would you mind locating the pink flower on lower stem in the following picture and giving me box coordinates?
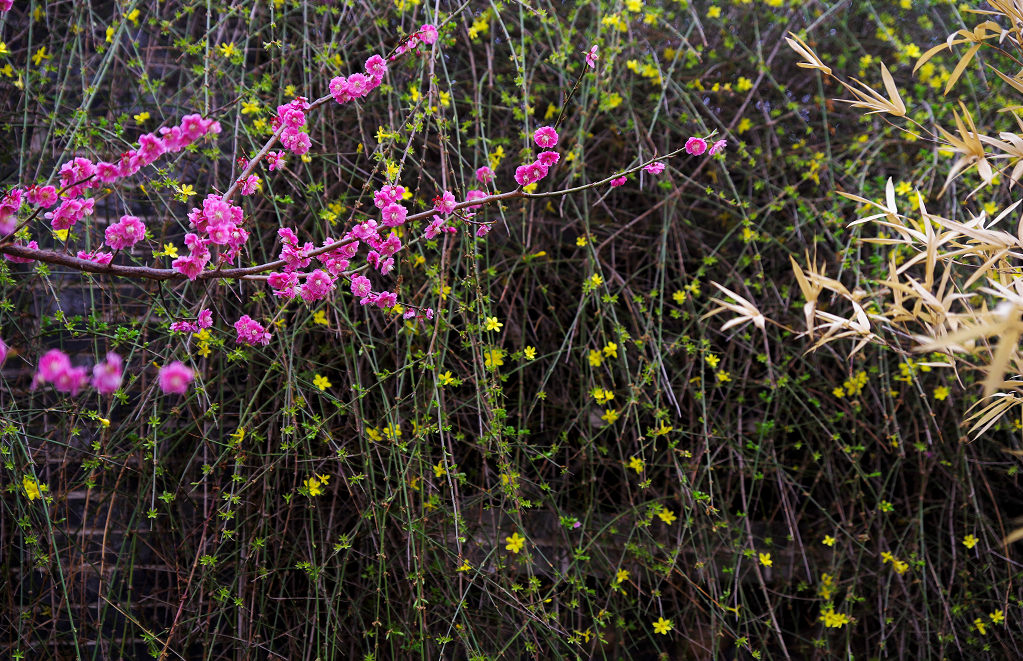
[0,337,6,364]
[300,269,336,302]
[708,139,727,155]
[433,190,457,215]
[685,137,708,155]
[234,315,271,346]
[350,274,372,298]
[533,126,559,149]
[537,151,560,167]
[419,24,439,45]
[0,1,12,12]
[644,162,665,175]
[365,54,388,78]
[239,174,261,196]
[53,366,89,396]
[27,185,58,208]
[381,202,408,227]
[268,271,300,298]
[105,215,147,250]
[266,151,286,171]
[585,45,598,69]
[159,362,194,395]
[37,349,71,383]
[91,353,123,395]
[476,166,494,185]
[609,176,627,187]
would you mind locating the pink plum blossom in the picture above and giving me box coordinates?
[159,362,194,395]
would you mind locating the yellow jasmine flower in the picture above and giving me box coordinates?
[523,346,536,361]
[974,618,987,635]
[241,100,261,115]
[484,316,503,332]
[759,552,772,567]
[652,617,673,635]
[32,47,50,66]
[628,456,644,473]
[588,349,603,367]
[602,342,618,358]
[177,184,196,199]
[218,42,239,58]
[303,473,329,496]
[437,371,456,387]
[434,463,446,478]
[313,374,332,390]
[457,559,471,571]
[990,610,1005,624]
[601,409,620,424]
[822,535,836,547]
[962,534,978,549]
[127,9,141,25]
[591,387,614,405]
[819,607,850,628]
[134,111,150,124]
[505,532,526,554]
[615,568,629,583]
[312,310,329,326]
[22,475,48,501]
[484,348,504,370]
[707,6,721,18]
[658,509,677,524]
[933,385,949,401]
[0,41,9,56]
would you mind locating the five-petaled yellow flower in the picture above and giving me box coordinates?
[313,374,332,391]
[218,42,239,58]
[822,535,836,547]
[484,316,503,332]
[303,473,330,497]
[615,568,629,583]
[658,509,677,524]
[759,552,773,567]
[437,371,456,386]
[505,532,526,554]
[133,111,150,124]
[628,456,644,473]
[32,46,50,66]
[523,346,536,360]
[962,534,978,549]
[23,476,48,501]
[652,617,673,635]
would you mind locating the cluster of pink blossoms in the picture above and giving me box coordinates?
[514,126,562,189]
[234,315,271,346]
[105,215,147,250]
[0,1,11,13]
[170,308,213,334]
[172,194,247,279]
[7,21,445,399]
[2,114,220,264]
[32,349,123,396]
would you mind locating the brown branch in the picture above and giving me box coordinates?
[0,149,698,281]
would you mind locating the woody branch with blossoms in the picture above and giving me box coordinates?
[0,14,723,400]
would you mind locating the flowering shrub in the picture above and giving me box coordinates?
[3,1,1021,660]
